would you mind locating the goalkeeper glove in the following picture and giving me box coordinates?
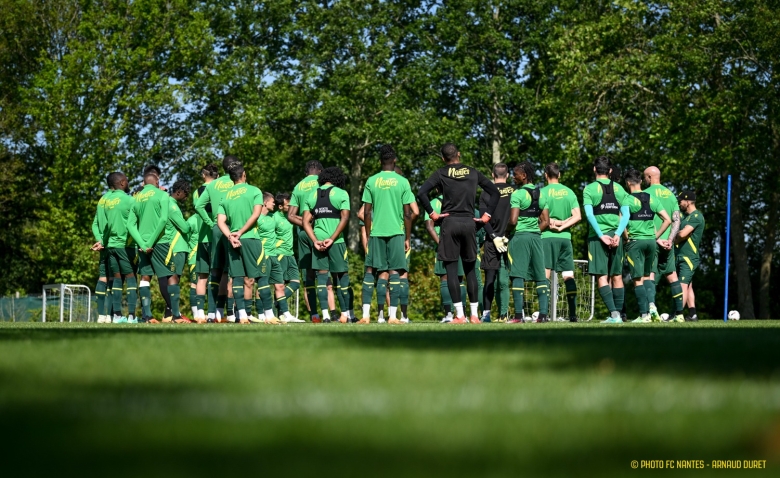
[492,235,508,253]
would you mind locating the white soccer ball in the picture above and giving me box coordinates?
[530,311,539,322]
[660,313,669,322]
[728,310,740,321]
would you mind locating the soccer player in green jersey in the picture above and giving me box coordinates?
[643,166,685,321]
[360,145,415,324]
[623,169,672,323]
[100,173,139,323]
[254,192,286,323]
[127,171,170,323]
[273,192,304,323]
[675,191,705,322]
[217,164,267,324]
[507,161,551,323]
[153,180,191,323]
[301,167,353,323]
[91,174,114,323]
[193,163,219,323]
[582,156,632,323]
[186,212,200,320]
[394,165,419,323]
[195,156,237,322]
[540,163,582,322]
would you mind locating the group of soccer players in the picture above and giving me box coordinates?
[91,143,705,324]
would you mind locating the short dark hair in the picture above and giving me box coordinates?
[201,163,219,179]
[440,143,459,161]
[171,179,191,195]
[493,163,509,179]
[262,191,274,203]
[107,172,124,189]
[514,161,535,182]
[143,164,162,177]
[223,155,240,172]
[544,163,560,179]
[305,160,323,175]
[275,192,291,205]
[227,163,245,182]
[594,156,611,175]
[624,168,642,185]
[379,144,396,165]
[318,166,347,189]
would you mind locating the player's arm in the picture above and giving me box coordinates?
[148,198,169,248]
[194,187,213,228]
[363,203,373,242]
[403,203,412,252]
[127,208,146,250]
[477,192,495,236]
[539,208,550,232]
[509,207,519,226]
[302,209,317,244]
[476,173,500,220]
[236,205,262,238]
[655,209,671,240]
[329,208,350,244]
[425,217,439,244]
[287,201,304,228]
[675,224,695,244]
[668,210,681,243]
[91,208,102,244]
[172,209,190,236]
[361,222,368,253]
[416,174,440,217]
[555,207,581,231]
[356,204,365,222]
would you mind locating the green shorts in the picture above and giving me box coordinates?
[653,245,676,277]
[434,257,464,276]
[227,238,264,279]
[297,229,314,270]
[189,268,198,283]
[543,237,575,272]
[107,247,136,275]
[676,255,699,285]
[210,225,229,271]
[587,233,624,276]
[367,234,407,272]
[137,249,154,276]
[268,256,284,284]
[405,248,411,272]
[625,239,656,279]
[98,249,108,277]
[152,243,185,277]
[195,241,211,274]
[278,255,300,282]
[508,232,546,281]
[312,241,349,273]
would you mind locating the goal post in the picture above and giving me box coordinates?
[521,260,595,321]
[42,284,92,322]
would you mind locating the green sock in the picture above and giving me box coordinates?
[208,274,220,314]
[140,282,152,317]
[316,272,330,315]
[112,278,123,316]
[634,283,648,315]
[95,280,108,315]
[440,279,452,309]
[564,278,577,319]
[231,281,244,315]
[537,279,550,316]
[612,287,625,312]
[285,280,300,299]
[105,283,115,316]
[388,273,401,307]
[512,277,525,319]
[598,285,617,313]
[257,276,273,315]
[362,271,375,307]
[305,277,318,317]
[276,291,289,315]
[226,296,235,317]
[399,278,409,306]
[126,276,137,317]
[644,279,656,305]
[477,274,483,312]
[168,284,181,318]
[670,280,684,313]
[189,286,196,313]
[497,267,510,316]
[337,273,351,311]
[196,294,205,312]
[376,277,388,311]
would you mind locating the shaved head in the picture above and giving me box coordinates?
[644,166,661,185]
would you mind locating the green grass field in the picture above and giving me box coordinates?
[1,321,778,477]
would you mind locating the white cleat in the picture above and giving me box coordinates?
[377,318,386,324]
[400,317,409,324]
[440,316,452,323]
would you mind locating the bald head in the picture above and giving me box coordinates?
[143,172,159,186]
[644,166,661,186]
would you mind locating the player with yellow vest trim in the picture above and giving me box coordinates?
[192,163,219,322]
[154,180,192,323]
[674,191,705,322]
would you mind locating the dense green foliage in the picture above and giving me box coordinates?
[1,321,779,476]
[2,1,779,319]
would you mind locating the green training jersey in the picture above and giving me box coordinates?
[301,184,350,243]
[290,175,320,210]
[676,209,705,261]
[257,213,277,256]
[510,185,541,233]
[195,174,234,228]
[162,196,191,254]
[103,190,135,248]
[626,193,663,240]
[217,183,263,239]
[539,183,580,240]
[643,184,679,240]
[273,210,294,256]
[424,196,443,235]
[192,186,210,244]
[186,215,200,265]
[127,184,170,250]
[91,193,110,244]
[361,171,414,237]
[582,178,631,237]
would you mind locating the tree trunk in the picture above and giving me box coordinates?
[347,148,365,254]
[758,187,779,319]
[490,96,501,165]
[730,176,756,319]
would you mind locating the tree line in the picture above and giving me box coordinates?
[1,0,778,319]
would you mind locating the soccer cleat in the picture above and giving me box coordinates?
[631,316,649,323]
[179,314,191,322]
[162,316,173,323]
[388,318,403,325]
[338,314,349,324]
[112,316,128,324]
[97,315,107,324]
[496,314,508,323]
[620,312,628,322]
[127,317,138,324]
[601,317,623,324]
[481,316,491,323]
[173,317,192,324]
[440,316,453,323]
[148,318,160,324]
[247,316,263,324]
[450,316,468,324]
[238,317,250,324]
[322,317,331,323]
[671,314,685,323]
[311,315,322,323]
[193,317,208,324]
[685,314,698,322]
[264,316,281,325]
[535,315,550,323]
[508,318,524,324]
[649,306,661,322]
[569,317,578,323]
[400,317,409,323]
[469,315,481,324]
[377,317,386,324]
[357,317,370,324]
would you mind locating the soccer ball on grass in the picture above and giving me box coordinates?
[728,310,740,321]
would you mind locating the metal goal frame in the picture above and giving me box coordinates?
[42,284,92,322]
